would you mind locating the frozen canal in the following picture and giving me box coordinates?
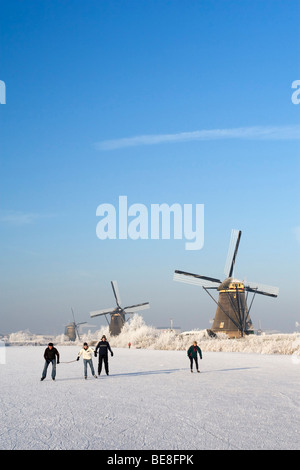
[0,346,299,450]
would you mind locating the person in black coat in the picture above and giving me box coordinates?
[94,335,113,376]
[187,341,202,373]
[41,343,60,381]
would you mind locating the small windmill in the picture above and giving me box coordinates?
[174,229,279,338]
[90,281,150,336]
[64,308,87,341]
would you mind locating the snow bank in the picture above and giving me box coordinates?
[4,315,300,356]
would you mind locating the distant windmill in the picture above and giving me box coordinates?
[64,308,87,341]
[174,229,279,338]
[90,281,150,336]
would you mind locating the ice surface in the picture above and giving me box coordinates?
[0,345,299,450]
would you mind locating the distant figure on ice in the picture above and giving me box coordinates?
[187,341,202,373]
[94,335,113,376]
[41,343,60,381]
[128,342,131,349]
[77,342,97,380]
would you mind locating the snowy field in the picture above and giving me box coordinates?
[0,345,299,450]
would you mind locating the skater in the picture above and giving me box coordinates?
[41,343,60,381]
[128,342,131,349]
[187,341,202,373]
[94,335,113,376]
[77,342,97,379]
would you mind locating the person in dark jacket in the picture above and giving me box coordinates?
[41,343,60,381]
[94,335,113,376]
[187,341,202,373]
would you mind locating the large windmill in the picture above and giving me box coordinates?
[90,281,150,336]
[174,229,279,338]
[64,308,87,341]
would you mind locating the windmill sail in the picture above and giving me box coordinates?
[174,270,221,288]
[90,307,116,318]
[111,281,121,307]
[124,302,150,313]
[244,281,279,298]
[224,229,242,278]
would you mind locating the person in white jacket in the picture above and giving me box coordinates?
[77,342,97,379]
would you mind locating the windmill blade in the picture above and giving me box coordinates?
[224,229,242,278]
[71,307,76,323]
[174,270,221,288]
[111,280,122,307]
[123,302,150,313]
[244,281,279,298]
[75,325,81,340]
[76,322,87,326]
[90,308,115,318]
[71,307,81,339]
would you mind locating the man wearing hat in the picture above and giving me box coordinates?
[41,343,60,381]
[94,335,113,376]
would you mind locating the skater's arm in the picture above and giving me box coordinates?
[55,348,60,363]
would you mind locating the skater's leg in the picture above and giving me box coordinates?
[104,356,109,375]
[51,359,56,380]
[41,360,49,379]
[89,359,95,376]
[83,359,88,378]
[53,359,57,379]
[98,356,103,375]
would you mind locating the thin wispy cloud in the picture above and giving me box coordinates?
[95,124,300,151]
[0,211,56,226]
[0,211,40,226]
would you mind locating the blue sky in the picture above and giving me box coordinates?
[0,0,299,334]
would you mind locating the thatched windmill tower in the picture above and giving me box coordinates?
[174,230,279,338]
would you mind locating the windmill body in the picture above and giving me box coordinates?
[90,281,150,336]
[64,323,77,341]
[64,308,87,341]
[174,230,278,338]
[211,278,253,337]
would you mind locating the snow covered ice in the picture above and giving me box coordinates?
[1,316,300,450]
[0,343,299,450]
